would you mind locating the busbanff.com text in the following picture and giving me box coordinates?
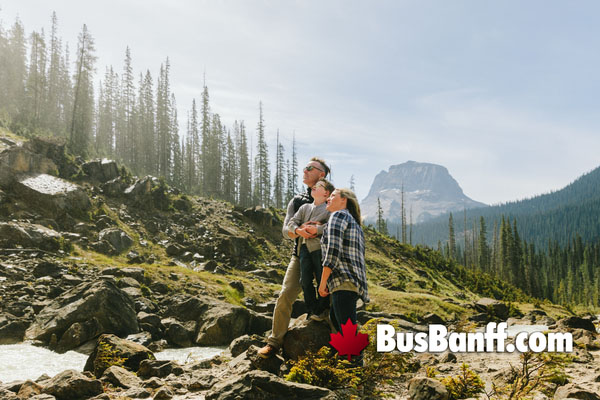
[377,322,573,353]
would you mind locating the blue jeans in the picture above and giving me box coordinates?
[330,290,358,333]
[299,245,329,314]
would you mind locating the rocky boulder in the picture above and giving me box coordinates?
[0,222,62,251]
[0,141,58,188]
[84,334,155,378]
[0,314,28,344]
[554,383,600,400]
[97,228,134,254]
[407,377,449,400]
[195,304,252,346]
[82,159,119,182]
[25,280,139,350]
[474,298,509,320]
[282,315,331,360]
[42,370,103,400]
[557,316,597,333]
[101,365,143,389]
[13,173,91,218]
[205,370,334,400]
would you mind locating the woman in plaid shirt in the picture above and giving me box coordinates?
[318,188,369,341]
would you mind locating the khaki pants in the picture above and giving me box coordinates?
[267,255,302,348]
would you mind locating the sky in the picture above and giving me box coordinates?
[2,0,600,205]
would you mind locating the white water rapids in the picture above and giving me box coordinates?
[0,343,224,383]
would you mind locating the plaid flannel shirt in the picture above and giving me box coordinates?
[321,209,369,303]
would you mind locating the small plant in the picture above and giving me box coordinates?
[441,363,485,400]
[486,351,571,399]
[285,346,361,389]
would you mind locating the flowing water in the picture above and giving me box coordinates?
[0,343,224,383]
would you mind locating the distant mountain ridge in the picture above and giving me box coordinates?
[361,161,487,224]
[411,165,600,248]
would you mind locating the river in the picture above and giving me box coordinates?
[0,343,224,383]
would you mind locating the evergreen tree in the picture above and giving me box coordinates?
[156,58,172,179]
[273,130,285,208]
[253,102,270,206]
[376,197,387,235]
[349,175,356,192]
[69,24,96,157]
[286,133,299,201]
[448,213,456,260]
[237,121,252,207]
[170,93,183,188]
[138,70,155,175]
[23,29,47,127]
[478,217,490,272]
[200,84,211,195]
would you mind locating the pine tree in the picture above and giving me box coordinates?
[45,12,62,134]
[170,93,183,189]
[138,70,155,175]
[0,18,27,117]
[253,102,270,206]
[273,130,285,208]
[376,197,387,235]
[448,213,456,260]
[222,130,237,203]
[69,24,96,157]
[478,217,490,272]
[23,29,47,127]
[237,121,252,207]
[349,175,356,192]
[156,59,172,179]
[401,183,407,243]
[200,84,211,195]
[286,133,299,202]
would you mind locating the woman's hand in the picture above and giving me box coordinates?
[318,281,329,297]
[304,224,318,236]
[296,224,317,239]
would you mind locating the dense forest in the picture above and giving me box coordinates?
[409,166,600,249]
[374,192,600,308]
[0,13,299,209]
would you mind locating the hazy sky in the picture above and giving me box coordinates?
[2,1,599,205]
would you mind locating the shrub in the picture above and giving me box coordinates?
[441,363,485,400]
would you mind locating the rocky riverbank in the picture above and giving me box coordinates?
[1,134,600,399]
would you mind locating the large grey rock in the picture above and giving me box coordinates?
[13,173,91,218]
[554,383,600,399]
[195,304,251,346]
[25,280,139,349]
[101,365,142,389]
[84,334,155,378]
[407,377,449,400]
[205,370,334,400]
[16,379,44,398]
[228,334,265,357]
[0,222,62,251]
[42,370,103,400]
[228,345,284,375]
[474,298,509,320]
[0,142,58,188]
[0,317,28,344]
[282,315,331,360]
[137,359,184,379]
[557,316,597,333]
[82,159,119,182]
[98,228,134,254]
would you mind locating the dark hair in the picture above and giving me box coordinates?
[310,157,330,177]
[337,188,361,224]
[316,178,335,194]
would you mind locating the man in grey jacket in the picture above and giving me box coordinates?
[258,157,330,358]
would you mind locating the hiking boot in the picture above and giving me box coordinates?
[310,309,329,322]
[258,344,277,358]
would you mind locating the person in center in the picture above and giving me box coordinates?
[318,188,369,341]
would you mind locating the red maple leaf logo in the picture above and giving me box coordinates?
[329,319,369,361]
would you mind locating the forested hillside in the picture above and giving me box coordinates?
[0,12,298,211]
[410,165,600,249]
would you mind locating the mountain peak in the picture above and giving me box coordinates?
[362,161,486,223]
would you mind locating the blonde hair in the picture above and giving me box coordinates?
[336,188,361,224]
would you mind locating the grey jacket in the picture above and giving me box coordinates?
[287,202,330,253]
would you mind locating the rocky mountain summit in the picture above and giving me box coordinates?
[1,133,599,399]
[361,161,487,224]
